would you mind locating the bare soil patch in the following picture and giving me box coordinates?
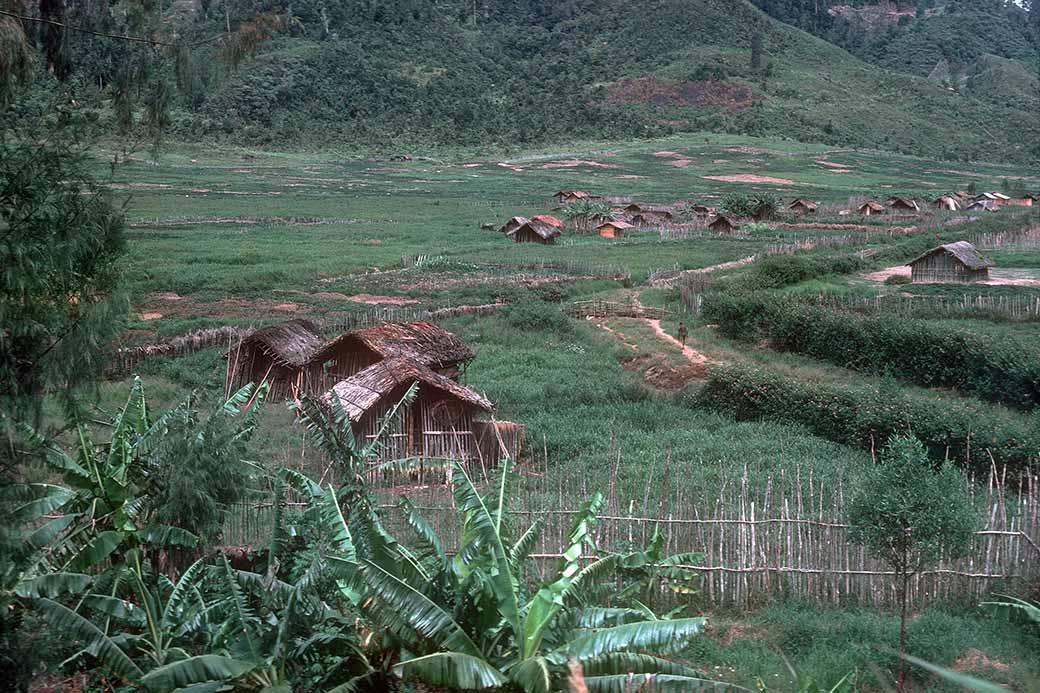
[816,160,851,169]
[667,159,695,168]
[608,77,758,112]
[139,312,163,321]
[952,648,1009,674]
[344,293,420,305]
[617,174,645,179]
[653,151,683,158]
[703,174,796,185]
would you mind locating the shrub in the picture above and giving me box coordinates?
[884,274,911,285]
[736,253,867,291]
[502,300,572,333]
[691,364,1038,473]
[701,294,1040,411]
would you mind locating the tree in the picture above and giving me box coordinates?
[0,109,128,420]
[751,29,763,69]
[847,435,976,692]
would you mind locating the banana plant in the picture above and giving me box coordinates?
[14,377,268,587]
[293,458,734,692]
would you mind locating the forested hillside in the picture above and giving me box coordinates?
[5,0,1039,161]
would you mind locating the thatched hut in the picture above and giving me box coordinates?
[322,357,492,462]
[709,215,740,234]
[931,195,962,212]
[508,219,562,244]
[553,190,589,204]
[499,216,529,234]
[887,197,920,214]
[974,192,1010,207]
[597,220,634,238]
[909,241,994,284]
[751,202,775,222]
[689,204,713,216]
[788,199,819,214]
[309,321,474,388]
[858,201,885,216]
[967,199,999,213]
[226,319,325,400]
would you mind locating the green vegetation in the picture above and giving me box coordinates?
[7,0,1040,161]
[692,363,1039,472]
[848,435,976,691]
[701,292,1040,409]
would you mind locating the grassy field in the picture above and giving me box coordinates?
[79,132,1040,690]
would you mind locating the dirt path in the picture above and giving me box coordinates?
[645,318,710,366]
[650,255,758,287]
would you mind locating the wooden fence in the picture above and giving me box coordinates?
[566,299,668,320]
[219,454,1040,609]
[804,292,1040,321]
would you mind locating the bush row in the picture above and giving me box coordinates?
[702,292,1040,410]
[733,253,868,291]
[689,365,1038,473]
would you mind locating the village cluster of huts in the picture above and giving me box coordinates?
[226,320,520,464]
[859,191,1039,216]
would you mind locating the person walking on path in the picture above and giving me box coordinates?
[677,322,688,347]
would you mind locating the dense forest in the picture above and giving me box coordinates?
[2,0,1038,160]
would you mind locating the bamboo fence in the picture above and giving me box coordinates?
[220,452,1040,610]
[804,292,1040,321]
[566,299,669,320]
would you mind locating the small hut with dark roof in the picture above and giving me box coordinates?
[888,197,921,214]
[858,201,885,216]
[689,204,713,216]
[322,357,493,462]
[498,216,529,235]
[709,215,740,234]
[508,218,562,244]
[909,241,994,284]
[309,321,474,388]
[967,199,999,213]
[553,190,589,204]
[226,319,325,400]
[788,199,819,214]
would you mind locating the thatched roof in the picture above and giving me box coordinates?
[623,203,675,215]
[788,198,819,211]
[975,191,1011,201]
[236,319,324,367]
[311,321,474,369]
[932,195,962,211]
[858,201,885,212]
[909,241,994,270]
[967,199,999,212]
[597,220,634,231]
[553,190,589,199]
[531,214,565,229]
[322,357,492,422]
[689,204,713,214]
[709,215,739,230]
[508,220,562,241]
[888,197,920,211]
[499,216,529,234]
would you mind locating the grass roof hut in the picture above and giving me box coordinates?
[507,219,562,244]
[788,198,819,214]
[709,215,740,234]
[689,204,713,216]
[597,220,634,238]
[309,321,474,389]
[887,197,921,214]
[499,216,529,234]
[858,201,885,216]
[932,195,962,212]
[322,357,492,462]
[553,190,590,204]
[226,319,325,400]
[909,241,994,284]
[967,199,999,213]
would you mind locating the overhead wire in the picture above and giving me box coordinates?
[0,9,230,48]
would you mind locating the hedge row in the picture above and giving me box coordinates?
[691,365,1038,473]
[702,292,1040,410]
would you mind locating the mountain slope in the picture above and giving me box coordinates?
[53,0,1037,162]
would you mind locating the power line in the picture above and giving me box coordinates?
[0,9,230,49]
